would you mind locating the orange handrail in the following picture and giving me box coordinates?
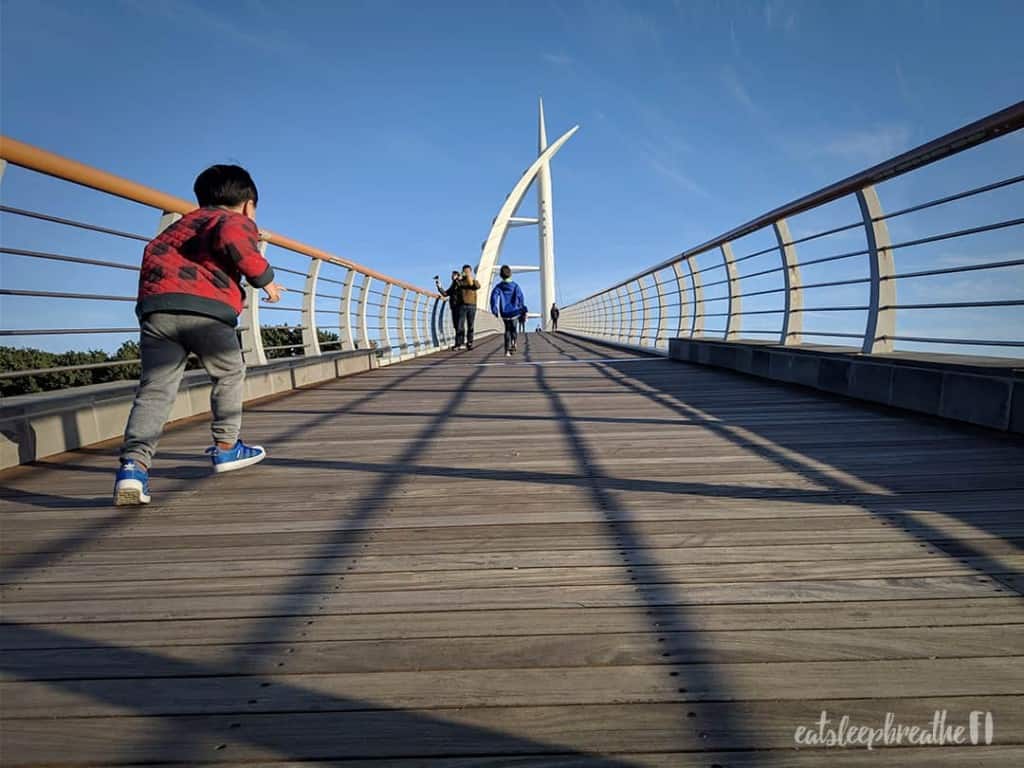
[0,135,436,296]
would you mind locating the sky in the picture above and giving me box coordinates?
[1,0,1022,354]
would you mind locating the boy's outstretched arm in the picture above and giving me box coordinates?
[216,216,282,301]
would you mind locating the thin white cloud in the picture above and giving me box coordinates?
[763,0,799,35]
[721,66,759,115]
[649,159,711,198]
[542,52,574,66]
[819,124,913,164]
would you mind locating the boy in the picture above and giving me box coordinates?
[435,270,464,349]
[489,265,527,357]
[113,164,284,505]
[458,264,481,350]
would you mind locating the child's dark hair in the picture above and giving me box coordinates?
[500,265,512,279]
[462,264,472,271]
[194,165,259,208]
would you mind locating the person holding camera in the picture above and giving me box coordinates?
[457,264,481,351]
[435,270,464,350]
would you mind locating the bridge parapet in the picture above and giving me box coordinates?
[562,102,1024,430]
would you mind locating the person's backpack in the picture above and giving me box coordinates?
[498,283,526,318]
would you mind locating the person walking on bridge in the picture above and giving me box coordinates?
[517,307,528,335]
[435,270,463,350]
[113,164,284,505]
[458,264,481,351]
[490,265,527,358]
[550,303,560,332]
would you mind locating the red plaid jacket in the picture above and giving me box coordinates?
[136,207,274,326]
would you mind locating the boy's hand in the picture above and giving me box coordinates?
[262,282,285,303]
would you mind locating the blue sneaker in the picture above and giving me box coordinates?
[113,460,151,505]
[206,439,267,473]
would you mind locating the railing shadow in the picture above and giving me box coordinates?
[554,333,1024,591]
[528,345,759,757]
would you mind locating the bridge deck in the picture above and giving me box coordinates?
[2,333,1023,766]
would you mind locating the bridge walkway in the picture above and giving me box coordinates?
[2,332,1023,765]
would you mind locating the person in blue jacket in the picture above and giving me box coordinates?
[490,265,527,357]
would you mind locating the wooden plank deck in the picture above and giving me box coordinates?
[1,332,1023,766]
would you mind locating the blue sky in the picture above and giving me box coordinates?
[2,0,1022,353]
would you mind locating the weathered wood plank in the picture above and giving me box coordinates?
[5,598,1021,649]
[3,698,1021,764]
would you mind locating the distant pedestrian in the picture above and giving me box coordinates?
[458,264,481,350]
[550,303,560,331]
[114,164,284,505]
[435,270,464,349]
[490,265,527,358]
[517,307,527,334]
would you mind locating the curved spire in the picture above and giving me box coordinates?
[474,124,578,308]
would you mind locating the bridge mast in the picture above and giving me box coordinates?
[536,98,557,331]
[475,101,577,327]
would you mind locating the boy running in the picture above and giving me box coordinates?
[113,164,283,505]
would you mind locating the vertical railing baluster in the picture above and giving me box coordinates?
[637,276,650,347]
[301,258,322,357]
[857,185,896,354]
[411,292,423,355]
[721,241,741,341]
[774,218,803,345]
[688,257,704,338]
[671,261,689,339]
[431,297,442,348]
[424,295,436,349]
[397,288,410,360]
[339,269,356,351]
[239,235,268,366]
[616,286,629,342]
[379,282,393,362]
[603,293,612,339]
[359,274,372,351]
[652,269,669,350]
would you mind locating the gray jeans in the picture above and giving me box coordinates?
[120,312,245,466]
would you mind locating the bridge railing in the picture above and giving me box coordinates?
[561,102,1024,360]
[0,137,497,393]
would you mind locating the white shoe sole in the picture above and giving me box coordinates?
[113,479,150,505]
[213,448,267,473]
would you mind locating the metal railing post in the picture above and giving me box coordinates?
[857,185,896,354]
[774,217,803,345]
[423,295,435,349]
[602,292,615,339]
[671,261,690,339]
[637,276,650,346]
[721,241,742,341]
[687,257,704,338]
[301,258,322,357]
[411,292,423,354]
[652,269,669,349]
[431,297,442,348]
[339,269,356,351]
[358,274,372,351]
[616,286,629,342]
[397,287,410,360]
[379,282,393,360]
[240,238,269,366]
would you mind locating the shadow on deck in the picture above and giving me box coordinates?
[2,333,1023,766]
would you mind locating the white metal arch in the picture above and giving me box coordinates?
[474,125,579,309]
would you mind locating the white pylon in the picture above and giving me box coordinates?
[536,98,557,331]
[475,100,577,329]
